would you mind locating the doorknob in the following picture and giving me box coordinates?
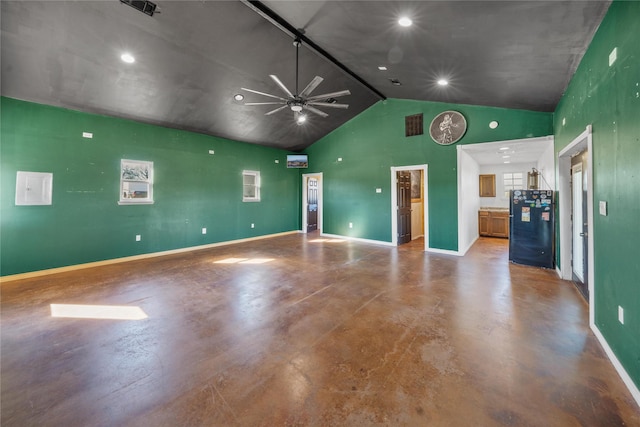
[579,232,587,237]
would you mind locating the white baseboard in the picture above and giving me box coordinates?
[0,230,299,283]
[426,247,463,256]
[320,233,395,247]
[591,323,640,407]
[457,235,479,256]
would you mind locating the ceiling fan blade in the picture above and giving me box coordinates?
[299,76,324,98]
[269,75,294,98]
[241,87,287,101]
[303,105,329,118]
[306,101,349,109]
[265,105,289,116]
[306,89,351,101]
[244,102,286,106]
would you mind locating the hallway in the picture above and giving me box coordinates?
[2,235,638,426]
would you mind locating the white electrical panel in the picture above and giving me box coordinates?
[15,171,53,205]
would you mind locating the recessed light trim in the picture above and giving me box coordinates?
[234,94,244,101]
[499,147,510,151]
[378,66,388,71]
[437,79,448,86]
[398,17,413,27]
[120,53,135,64]
[489,121,499,129]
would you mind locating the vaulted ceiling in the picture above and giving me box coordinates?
[1,1,610,151]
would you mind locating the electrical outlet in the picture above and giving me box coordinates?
[202,228,207,234]
[251,223,255,229]
[376,188,382,193]
[135,234,141,241]
[208,150,215,155]
[349,222,353,229]
[618,306,624,324]
[82,132,93,139]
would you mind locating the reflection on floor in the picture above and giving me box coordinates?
[2,235,638,426]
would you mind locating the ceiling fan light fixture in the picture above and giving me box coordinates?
[291,105,303,112]
[297,115,307,125]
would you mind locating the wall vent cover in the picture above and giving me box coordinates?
[405,113,424,137]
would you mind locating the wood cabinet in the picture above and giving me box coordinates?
[479,210,509,238]
[479,174,496,197]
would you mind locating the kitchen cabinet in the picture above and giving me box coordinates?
[479,210,509,238]
[479,174,496,197]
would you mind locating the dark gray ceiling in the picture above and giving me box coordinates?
[1,1,610,151]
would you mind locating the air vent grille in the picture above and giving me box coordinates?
[120,0,157,16]
[405,113,424,137]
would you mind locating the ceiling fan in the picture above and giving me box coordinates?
[241,38,350,123]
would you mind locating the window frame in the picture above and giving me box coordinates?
[242,170,261,202]
[118,159,154,205]
[503,172,524,198]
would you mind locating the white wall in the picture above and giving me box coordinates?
[458,149,480,254]
[479,162,537,208]
[536,142,556,191]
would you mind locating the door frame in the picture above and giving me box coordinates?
[301,173,323,234]
[390,165,429,250]
[558,126,594,317]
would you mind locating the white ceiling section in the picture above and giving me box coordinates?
[1,1,611,151]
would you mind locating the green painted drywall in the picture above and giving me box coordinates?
[554,0,640,390]
[1,97,301,276]
[305,98,552,250]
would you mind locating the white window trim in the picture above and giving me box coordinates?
[118,159,154,205]
[242,170,261,202]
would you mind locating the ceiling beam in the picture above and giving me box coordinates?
[241,0,386,101]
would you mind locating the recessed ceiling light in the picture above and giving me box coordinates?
[389,78,402,86]
[120,53,135,64]
[502,155,511,159]
[398,17,412,27]
[499,147,510,151]
[234,94,244,101]
[437,79,448,86]
[504,161,511,164]
[378,66,388,71]
[489,121,499,129]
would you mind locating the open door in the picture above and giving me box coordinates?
[397,171,412,245]
[307,177,318,232]
[571,152,589,301]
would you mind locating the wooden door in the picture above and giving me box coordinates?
[307,177,318,232]
[397,171,412,244]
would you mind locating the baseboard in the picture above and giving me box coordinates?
[591,323,640,407]
[556,267,562,278]
[426,247,462,257]
[0,230,300,283]
[320,233,395,247]
[457,235,479,256]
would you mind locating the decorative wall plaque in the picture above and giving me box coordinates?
[429,111,467,145]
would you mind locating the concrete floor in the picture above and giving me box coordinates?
[1,234,639,426]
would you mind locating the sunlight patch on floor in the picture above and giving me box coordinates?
[214,257,275,264]
[50,304,148,320]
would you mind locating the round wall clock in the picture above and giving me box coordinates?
[429,111,467,145]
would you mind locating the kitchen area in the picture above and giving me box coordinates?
[457,136,556,260]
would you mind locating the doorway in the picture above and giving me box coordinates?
[302,173,322,234]
[558,126,594,318]
[571,153,589,300]
[390,165,428,250]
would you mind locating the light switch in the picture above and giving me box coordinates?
[376,188,382,193]
[599,201,607,216]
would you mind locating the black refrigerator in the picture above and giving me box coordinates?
[509,190,554,268]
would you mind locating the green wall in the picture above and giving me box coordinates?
[554,0,640,390]
[1,97,301,276]
[305,98,552,250]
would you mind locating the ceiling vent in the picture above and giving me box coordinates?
[405,113,424,137]
[120,0,157,16]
